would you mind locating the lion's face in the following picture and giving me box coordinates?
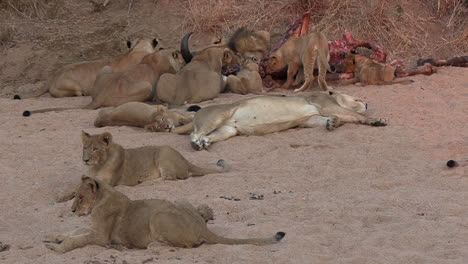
[242,56,260,72]
[263,51,287,74]
[81,131,113,166]
[146,106,174,132]
[330,91,367,113]
[344,54,373,73]
[71,176,100,216]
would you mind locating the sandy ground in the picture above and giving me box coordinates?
[0,67,467,264]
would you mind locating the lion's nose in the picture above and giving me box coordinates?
[83,159,90,163]
[72,208,76,213]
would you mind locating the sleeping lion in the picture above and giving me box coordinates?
[173,91,387,150]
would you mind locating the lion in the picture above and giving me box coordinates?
[14,38,159,99]
[23,49,185,116]
[342,53,414,86]
[45,176,286,253]
[57,131,228,202]
[154,32,237,106]
[228,27,271,59]
[94,102,193,132]
[263,32,331,92]
[172,91,387,150]
[226,56,263,94]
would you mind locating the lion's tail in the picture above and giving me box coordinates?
[13,83,50,100]
[189,159,230,176]
[171,122,194,134]
[22,101,100,117]
[203,230,285,245]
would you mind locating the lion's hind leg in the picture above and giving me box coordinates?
[193,125,238,150]
[300,115,341,131]
[294,48,318,93]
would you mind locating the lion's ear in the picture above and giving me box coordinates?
[100,132,112,146]
[223,49,233,64]
[81,175,100,193]
[81,131,91,142]
[172,51,179,60]
[152,38,159,49]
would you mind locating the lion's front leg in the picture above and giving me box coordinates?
[300,115,342,131]
[282,64,300,89]
[45,232,94,253]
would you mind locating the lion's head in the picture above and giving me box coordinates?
[81,131,113,166]
[71,176,101,216]
[242,56,260,72]
[329,91,367,113]
[343,53,374,73]
[263,51,287,74]
[141,49,186,73]
[145,105,174,132]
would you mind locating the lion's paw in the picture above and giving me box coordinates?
[371,118,387,127]
[190,139,204,151]
[201,137,211,149]
[45,243,64,253]
[43,234,63,244]
[326,116,339,131]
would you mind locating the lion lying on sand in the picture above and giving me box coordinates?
[45,176,286,253]
[57,131,227,202]
[94,102,193,132]
[14,38,159,99]
[23,49,185,116]
[173,92,387,150]
[342,53,414,86]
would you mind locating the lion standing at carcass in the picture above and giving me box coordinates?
[155,33,237,105]
[14,38,159,99]
[94,102,193,132]
[45,176,286,253]
[264,32,332,92]
[23,49,185,116]
[173,92,387,150]
[342,53,414,86]
[57,131,228,202]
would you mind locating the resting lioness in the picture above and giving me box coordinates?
[45,176,286,253]
[342,53,414,86]
[173,92,386,150]
[264,32,331,92]
[155,32,237,105]
[58,130,227,202]
[226,56,263,94]
[14,38,159,99]
[23,49,185,116]
[94,102,193,132]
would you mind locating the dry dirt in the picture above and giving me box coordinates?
[0,67,467,264]
[1,1,467,264]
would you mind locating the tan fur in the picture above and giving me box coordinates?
[173,92,386,150]
[155,46,236,105]
[342,53,414,86]
[24,49,185,115]
[46,176,285,253]
[94,102,193,132]
[226,56,263,94]
[264,32,331,92]
[17,39,159,99]
[228,28,271,59]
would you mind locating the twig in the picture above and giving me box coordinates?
[7,1,30,19]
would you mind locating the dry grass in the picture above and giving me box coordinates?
[0,0,64,20]
[0,25,15,48]
[181,0,467,60]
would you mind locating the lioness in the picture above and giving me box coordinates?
[94,102,193,132]
[228,27,271,59]
[226,56,263,95]
[155,32,237,105]
[342,53,414,86]
[14,38,159,99]
[264,32,331,92]
[45,176,286,253]
[173,92,386,150]
[23,49,185,116]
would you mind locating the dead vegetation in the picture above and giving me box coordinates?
[182,0,467,60]
[0,0,64,20]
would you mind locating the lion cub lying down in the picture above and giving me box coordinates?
[342,53,414,86]
[226,56,263,94]
[173,92,387,150]
[94,102,193,132]
[46,176,285,253]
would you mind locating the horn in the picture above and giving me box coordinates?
[181,32,194,63]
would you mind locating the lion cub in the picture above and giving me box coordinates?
[226,56,263,94]
[342,53,414,86]
[264,32,331,92]
[81,131,227,186]
[94,102,193,132]
[45,176,285,253]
